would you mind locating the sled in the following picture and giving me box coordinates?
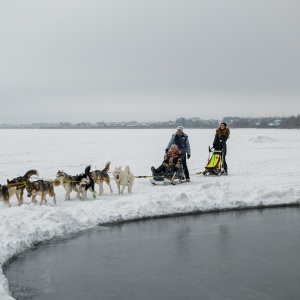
[201,147,226,176]
[150,176,186,186]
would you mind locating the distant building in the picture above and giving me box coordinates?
[268,120,281,127]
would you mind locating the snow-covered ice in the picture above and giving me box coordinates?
[0,128,299,300]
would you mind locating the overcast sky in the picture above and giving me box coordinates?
[1,0,299,124]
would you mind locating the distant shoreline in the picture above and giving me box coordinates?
[1,115,299,129]
[0,127,299,129]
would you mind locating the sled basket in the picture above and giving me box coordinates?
[205,153,221,170]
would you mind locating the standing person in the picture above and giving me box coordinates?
[166,126,191,181]
[213,122,230,175]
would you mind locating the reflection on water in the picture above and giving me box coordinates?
[5,207,300,300]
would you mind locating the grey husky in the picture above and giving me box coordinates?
[26,180,59,205]
[56,170,80,200]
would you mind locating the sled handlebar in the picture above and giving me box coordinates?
[209,146,223,153]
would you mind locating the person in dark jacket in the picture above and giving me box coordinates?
[213,122,230,175]
[166,126,191,181]
[151,144,182,175]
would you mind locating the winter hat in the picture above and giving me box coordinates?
[177,126,184,131]
[221,122,227,127]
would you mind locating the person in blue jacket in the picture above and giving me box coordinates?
[213,122,230,175]
[166,126,191,181]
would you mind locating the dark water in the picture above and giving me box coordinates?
[4,207,300,300]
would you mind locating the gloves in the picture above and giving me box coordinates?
[187,154,191,159]
[165,149,169,153]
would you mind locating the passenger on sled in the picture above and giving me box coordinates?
[150,144,186,184]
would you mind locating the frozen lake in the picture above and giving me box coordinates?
[1,128,300,300]
[5,207,300,300]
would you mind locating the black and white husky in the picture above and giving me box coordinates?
[76,165,96,200]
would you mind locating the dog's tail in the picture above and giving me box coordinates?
[23,169,39,179]
[125,166,130,173]
[102,161,111,173]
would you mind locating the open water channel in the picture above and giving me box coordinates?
[4,207,300,300]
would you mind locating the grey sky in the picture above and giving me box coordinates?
[1,0,299,124]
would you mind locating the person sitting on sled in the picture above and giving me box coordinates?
[213,122,230,175]
[151,144,182,176]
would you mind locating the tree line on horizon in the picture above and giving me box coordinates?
[175,115,300,129]
[1,115,299,129]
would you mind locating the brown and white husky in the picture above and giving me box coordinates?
[91,162,113,196]
[7,169,39,205]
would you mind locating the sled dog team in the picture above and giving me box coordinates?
[1,123,230,207]
[0,163,134,207]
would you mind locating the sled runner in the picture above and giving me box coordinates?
[150,173,186,186]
